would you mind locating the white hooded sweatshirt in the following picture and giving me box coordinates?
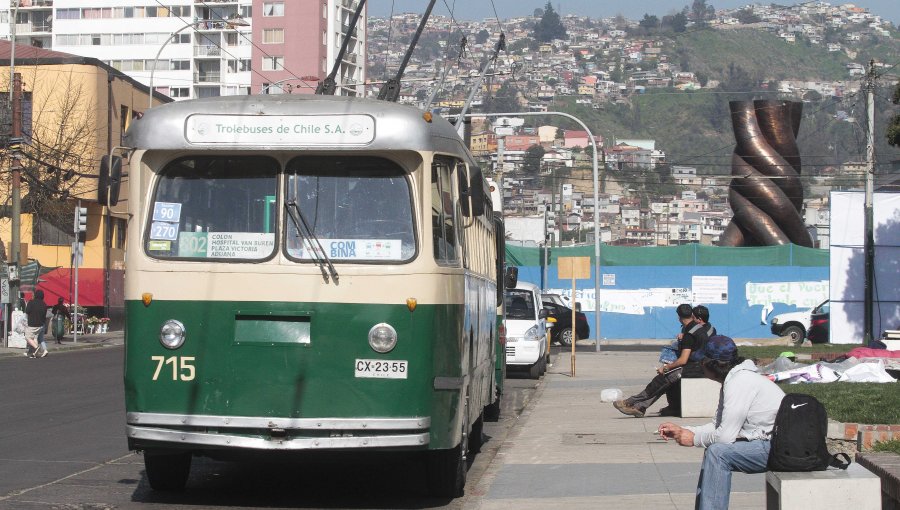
[684,359,785,447]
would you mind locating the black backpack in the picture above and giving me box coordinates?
[767,394,851,471]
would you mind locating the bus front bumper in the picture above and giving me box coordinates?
[126,412,430,451]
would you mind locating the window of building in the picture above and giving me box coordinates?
[323,2,327,18]
[262,56,285,71]
[241,6,252,18]
[32,214,74,247]
[263,2,284,16]
[172,60,190,70]
[170,88,190,98]
[173,32,190,44]
[170,6,189,17]
[56,8,80,20]
[92,35,101,45]
[262,28,284,44]
[227,59,251,72]
[225,32,239,45]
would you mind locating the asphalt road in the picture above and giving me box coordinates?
[0,346,541,509]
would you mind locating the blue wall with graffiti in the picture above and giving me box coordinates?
[507,245,829,340]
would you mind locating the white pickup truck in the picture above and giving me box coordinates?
[770,300,828,344]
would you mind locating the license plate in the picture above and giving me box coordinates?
[354,359,408,379]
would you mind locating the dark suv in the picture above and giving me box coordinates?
[542,301,590,346]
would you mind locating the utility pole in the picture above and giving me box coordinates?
[863,60,876,346]
[10,73,22,312]
[550,168,557,248]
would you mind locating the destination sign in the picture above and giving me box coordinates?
[185,114,375,146]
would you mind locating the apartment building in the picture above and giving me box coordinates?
[0,0,366,101]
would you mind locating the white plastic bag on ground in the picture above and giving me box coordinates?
[838,360,896,383]
[600,388,623,402]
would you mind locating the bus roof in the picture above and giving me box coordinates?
[125,95,467,155]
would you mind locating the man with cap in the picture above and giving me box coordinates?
[657,336,785,510]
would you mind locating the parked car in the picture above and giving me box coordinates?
[806,301,830,344]
[542,292,581,311]
[770,300,829,345]
[542,301,590,346]
[505,281,548,379]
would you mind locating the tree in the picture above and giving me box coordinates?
[475,29,490,45]
[532,2,567,42]
[691,0,714,25]
[735,8,761,24]
[888,80,900,147]
[522,144,545,175]
[483,81,522,113]
[2,70,98,241]
[671,12,688,33]
[639,14,660,30]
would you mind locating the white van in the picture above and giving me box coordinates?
[504,281,548,379]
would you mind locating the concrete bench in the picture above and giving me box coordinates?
[679,377,720,418]
[857,452,900,510]
[765,463,881,509]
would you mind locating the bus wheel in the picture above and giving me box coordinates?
[484,391,501,422]
[144,450,191,491]
[426,443,466,498]
[469,414,485,455]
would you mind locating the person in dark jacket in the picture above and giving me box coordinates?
[51,298,71,344]
[25,290,49,358]
[613,304,714,417]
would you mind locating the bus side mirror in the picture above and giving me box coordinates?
[575,302,582,312]
[99,155,122,206]
[504,266,518,289]
[539,308,549,319]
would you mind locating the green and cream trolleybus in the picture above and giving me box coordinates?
[120,95,504,497]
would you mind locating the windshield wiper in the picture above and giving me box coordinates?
[285,200,339,284]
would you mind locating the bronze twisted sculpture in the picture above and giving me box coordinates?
[719,100,813,247]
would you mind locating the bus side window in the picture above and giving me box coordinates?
[431,159,458,264]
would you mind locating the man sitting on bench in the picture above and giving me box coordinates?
[657,336,785,510]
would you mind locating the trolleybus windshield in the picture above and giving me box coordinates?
[144,156,279,261]
[284,156,416,263]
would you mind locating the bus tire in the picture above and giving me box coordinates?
[426,444,466,498]
[484,392,501,422]
[469,414,485,455]
[144,450,191,491]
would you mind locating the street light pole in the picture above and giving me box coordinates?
[465,111,602,351]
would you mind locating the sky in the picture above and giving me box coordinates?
[367,1,900,25]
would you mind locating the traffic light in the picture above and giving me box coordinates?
[75,206,87,242]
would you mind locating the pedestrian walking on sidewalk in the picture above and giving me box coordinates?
[51,298,71,344]
[612,303,714,417]
[25,290,49,358]
[656,336,785,510]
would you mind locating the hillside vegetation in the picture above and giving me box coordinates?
[672,29,851,82]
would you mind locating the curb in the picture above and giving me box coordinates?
[829,420,900,450]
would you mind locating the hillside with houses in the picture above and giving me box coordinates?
[367,2,900,248]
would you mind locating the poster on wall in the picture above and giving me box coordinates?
[692,275,728,304]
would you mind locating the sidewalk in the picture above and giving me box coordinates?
[466,349,767,509]
[0,329,124,358]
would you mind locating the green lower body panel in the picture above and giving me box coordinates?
[124,299,464,451]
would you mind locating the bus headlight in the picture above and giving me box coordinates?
[523,325,540,342]
[159,320,186,349]
[368,323,397,353]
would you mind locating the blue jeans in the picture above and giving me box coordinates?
[696,439,770,510]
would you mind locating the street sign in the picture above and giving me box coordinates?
[0,264,9,304]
